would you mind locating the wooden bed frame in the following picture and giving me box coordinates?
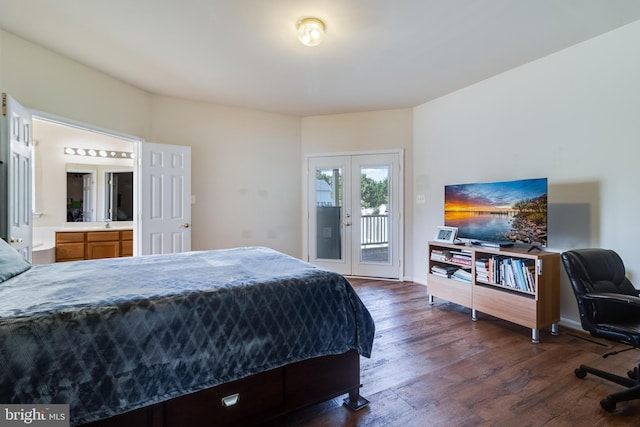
[83,349,368,426]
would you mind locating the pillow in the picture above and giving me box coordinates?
[0,238,32,283]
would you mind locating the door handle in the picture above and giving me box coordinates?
[182,223,190,228]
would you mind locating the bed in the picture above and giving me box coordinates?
[0,242,375,426]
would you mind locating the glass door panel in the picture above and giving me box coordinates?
[315,167,342,260]
[359,165,390,264]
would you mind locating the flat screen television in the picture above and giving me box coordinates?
[444,177,548,247]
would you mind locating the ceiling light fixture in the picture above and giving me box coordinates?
[297,17,325,47]
[64,147,134,159]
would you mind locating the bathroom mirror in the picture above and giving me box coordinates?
[66,164,133,223]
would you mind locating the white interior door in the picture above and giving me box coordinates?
[1,93,32,260]
[138,141,191,255]
[307,152,402,279]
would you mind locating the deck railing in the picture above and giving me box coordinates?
[361,214,388,247]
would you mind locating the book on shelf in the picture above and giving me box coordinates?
[430,253,448,262]
[452,268,472,283]
[489,256,536,293]
[475,257,490,282]
[431,265,458,278]
[475,258,489,268]
[430,248,453,262]
[451,255,472,266]
[476,273,490,283]
[430,247,472,266]
[449,249,472,265]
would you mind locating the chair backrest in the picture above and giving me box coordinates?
[562,249,636,295]
[561,248,637,334]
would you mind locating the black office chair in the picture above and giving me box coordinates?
[561,249,640,411]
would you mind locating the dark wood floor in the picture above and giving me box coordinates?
[271,278,640,426]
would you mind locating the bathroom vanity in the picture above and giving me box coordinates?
[55,229,133,262]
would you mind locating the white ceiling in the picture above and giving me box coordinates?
[1,0,640,116]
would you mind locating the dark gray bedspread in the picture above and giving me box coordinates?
[0,247,374,425]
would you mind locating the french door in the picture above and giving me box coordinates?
[0,94,32,260]
[307,152,402,279]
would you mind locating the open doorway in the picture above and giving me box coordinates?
[32,118,135,225]
[31,117,136,261]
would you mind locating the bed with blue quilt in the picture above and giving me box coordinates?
[0,242,375,426]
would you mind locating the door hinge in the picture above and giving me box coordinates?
[2,93,7,117]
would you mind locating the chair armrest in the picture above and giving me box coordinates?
[582,292,640,307]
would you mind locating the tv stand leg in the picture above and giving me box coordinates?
[531,328,540,343]
[551,323,559,336]
[428,295,434,305]
[471,309,477,321]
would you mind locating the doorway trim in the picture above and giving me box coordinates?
[31,110,143,143]
[303,149,404,280]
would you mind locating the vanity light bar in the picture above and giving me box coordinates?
[64,147,135,159]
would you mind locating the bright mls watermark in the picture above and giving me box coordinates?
[1,405,69,426]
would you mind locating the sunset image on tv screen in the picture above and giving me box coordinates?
[444,178,547,246]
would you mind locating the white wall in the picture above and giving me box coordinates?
[302,109,414,278]
[0,29,151,138]
[150,96,302,257]
[413,21,640,327]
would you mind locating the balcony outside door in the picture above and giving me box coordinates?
[307,152,402,279]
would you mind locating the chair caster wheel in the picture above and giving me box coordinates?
[574,367,587,379]
[600,397,616,412]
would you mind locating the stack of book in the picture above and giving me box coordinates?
[449,249,473,266]
[430,248,452,262]
[475,258,490,283]
[430,264,458,278]
[451,268,472,283]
